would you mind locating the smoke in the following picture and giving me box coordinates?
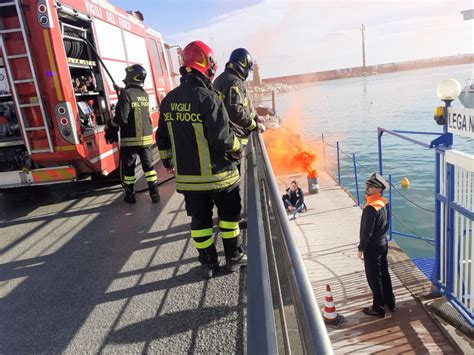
[262,103,319,177]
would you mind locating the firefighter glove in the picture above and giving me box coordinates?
[104,126,119,144]
[255,115,265,124]
[257,122,266,133]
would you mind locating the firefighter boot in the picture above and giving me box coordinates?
[123,185,136,204]
[198,245,219,279]
[148,182,160,204]
[222,238,248,272]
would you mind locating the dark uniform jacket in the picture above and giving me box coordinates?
[284,187,305,208]
[358,194,390,252]
[156,71,241,193]
[213,68,257,142]
[111,84,153,147]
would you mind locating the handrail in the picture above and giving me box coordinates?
[246,131,333,354]
[251,90,276,114]
[246,137,278,354]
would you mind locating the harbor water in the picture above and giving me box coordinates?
[273,64,473,259]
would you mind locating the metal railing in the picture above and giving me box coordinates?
[321,133,436,246]
[246,131,333,354]
[251,90,277,114]
[320,128,473,326]
[435,148,474,326]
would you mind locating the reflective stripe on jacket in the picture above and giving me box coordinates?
[213,68,257,140]
[156,71,240,193]
[112,85,153,147]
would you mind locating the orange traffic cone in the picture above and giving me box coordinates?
[323,284,344,328]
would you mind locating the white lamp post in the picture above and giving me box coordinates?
[436,78,462,107]
[434,79,462,127]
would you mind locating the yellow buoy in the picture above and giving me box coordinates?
[401,177,410,189]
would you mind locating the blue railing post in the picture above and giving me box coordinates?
[446,163,455,296]
[336,141,341,185]
[377,128,383,176]
[388,174,393,241]
[434,150,441,284]
[352,153,360,206]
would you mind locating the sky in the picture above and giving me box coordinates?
[111,0,474,78]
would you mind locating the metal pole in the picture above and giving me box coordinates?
[336,141,341,185]
[446,164,455,296]
[443,101,451,134]
[260,183,291,353]
[322,133,327,172]
[247,137,278,354]
[361,24,366,68]
[352,153,360,206]
[434,150,441,283]
[377,128,384,176]
[389,174,393,240]
[271,91,276,114]
[256,133,334,354]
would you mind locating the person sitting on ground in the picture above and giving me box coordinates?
[282,180,307,219]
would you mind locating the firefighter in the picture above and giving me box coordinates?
[213,48,265,150]
[156,40,247,279]
[357,173,395,317]
[105,64,160,204]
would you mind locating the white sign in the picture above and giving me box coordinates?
[447,107,474,139]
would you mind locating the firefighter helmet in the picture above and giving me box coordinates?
[123,64,147,86]
[227,48,253,80]
[182,41,217,79]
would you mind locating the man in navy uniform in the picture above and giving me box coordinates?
[357,173,395,317]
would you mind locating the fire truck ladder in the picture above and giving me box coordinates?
[0,0,53,154]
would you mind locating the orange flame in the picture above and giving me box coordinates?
[263,127,318,176]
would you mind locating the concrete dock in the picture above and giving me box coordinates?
[1,158,471,353]
[279,170,460,354]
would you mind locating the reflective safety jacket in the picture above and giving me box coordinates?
[358,194,390,252]
[111,84,153,147]
[213,68,257,143]
[156,71,241,193]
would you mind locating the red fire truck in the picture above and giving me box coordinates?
[0,0,180,189]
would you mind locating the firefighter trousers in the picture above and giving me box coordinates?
[184,185,241,265]
[120,145,157,186]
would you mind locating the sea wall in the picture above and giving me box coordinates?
[262,54,474,85]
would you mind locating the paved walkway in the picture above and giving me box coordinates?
[0,162,247,354]
[278,171,457,354]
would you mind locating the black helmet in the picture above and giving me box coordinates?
[226,48,253,80]
[123,64,146,86]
